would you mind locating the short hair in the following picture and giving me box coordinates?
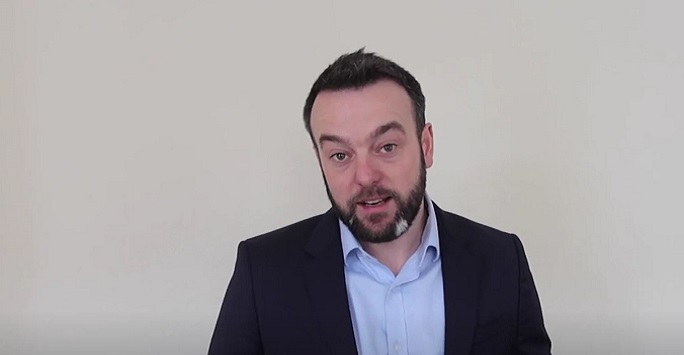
[303,48,426,145]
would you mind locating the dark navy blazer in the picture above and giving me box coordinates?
[209,203,551,354]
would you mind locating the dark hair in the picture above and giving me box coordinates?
[303,48,426,145]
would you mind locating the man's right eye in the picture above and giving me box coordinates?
[331,152,347,161]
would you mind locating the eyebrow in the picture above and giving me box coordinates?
[370,121,405,140]
[318,121,406,147]
[319,134,352,147]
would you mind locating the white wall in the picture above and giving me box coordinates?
[1,1,682,354]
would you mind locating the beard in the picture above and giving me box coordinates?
[324,156,427,244]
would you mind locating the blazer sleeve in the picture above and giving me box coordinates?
[512,235,552,355]
[208,241,264,355]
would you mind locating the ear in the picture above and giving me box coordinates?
[421,123,434,168]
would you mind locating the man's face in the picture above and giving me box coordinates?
[310,80,434,243]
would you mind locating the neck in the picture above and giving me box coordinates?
[361,201,428,276]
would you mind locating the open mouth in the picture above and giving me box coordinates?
[357,197,391,207]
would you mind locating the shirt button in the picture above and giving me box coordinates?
[393,343,401,352]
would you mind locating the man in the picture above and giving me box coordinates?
[209,49,551,355]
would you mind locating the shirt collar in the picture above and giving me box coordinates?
[340,192,441,266]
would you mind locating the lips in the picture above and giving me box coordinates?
[357,197,392,207]
[362,199,384,206]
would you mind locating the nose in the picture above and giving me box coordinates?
[353,154,381,186]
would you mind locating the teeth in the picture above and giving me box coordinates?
[364,199,384,206]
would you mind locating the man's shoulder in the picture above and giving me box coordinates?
[241,211,331,252]
[435,205,518,251]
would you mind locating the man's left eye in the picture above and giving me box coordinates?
[381,144,396,153]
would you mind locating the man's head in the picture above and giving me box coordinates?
[303,49,434,244]
[303,49,426,144]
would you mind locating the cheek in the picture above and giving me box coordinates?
[323,167,345,193]
[393,154,423,185]
[322,167,352,196]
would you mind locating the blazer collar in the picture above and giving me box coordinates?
[434,203,481,355]
[303,209,359,355]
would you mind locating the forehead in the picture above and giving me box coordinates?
[310,80,415,140]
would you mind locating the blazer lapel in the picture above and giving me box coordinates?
[304,210,358,355]
[435,204,482,355]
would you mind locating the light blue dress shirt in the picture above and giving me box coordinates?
[340,195,445,355]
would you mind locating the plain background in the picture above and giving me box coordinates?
[2,1,683,354]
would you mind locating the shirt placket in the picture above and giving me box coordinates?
[384,283,407,355]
